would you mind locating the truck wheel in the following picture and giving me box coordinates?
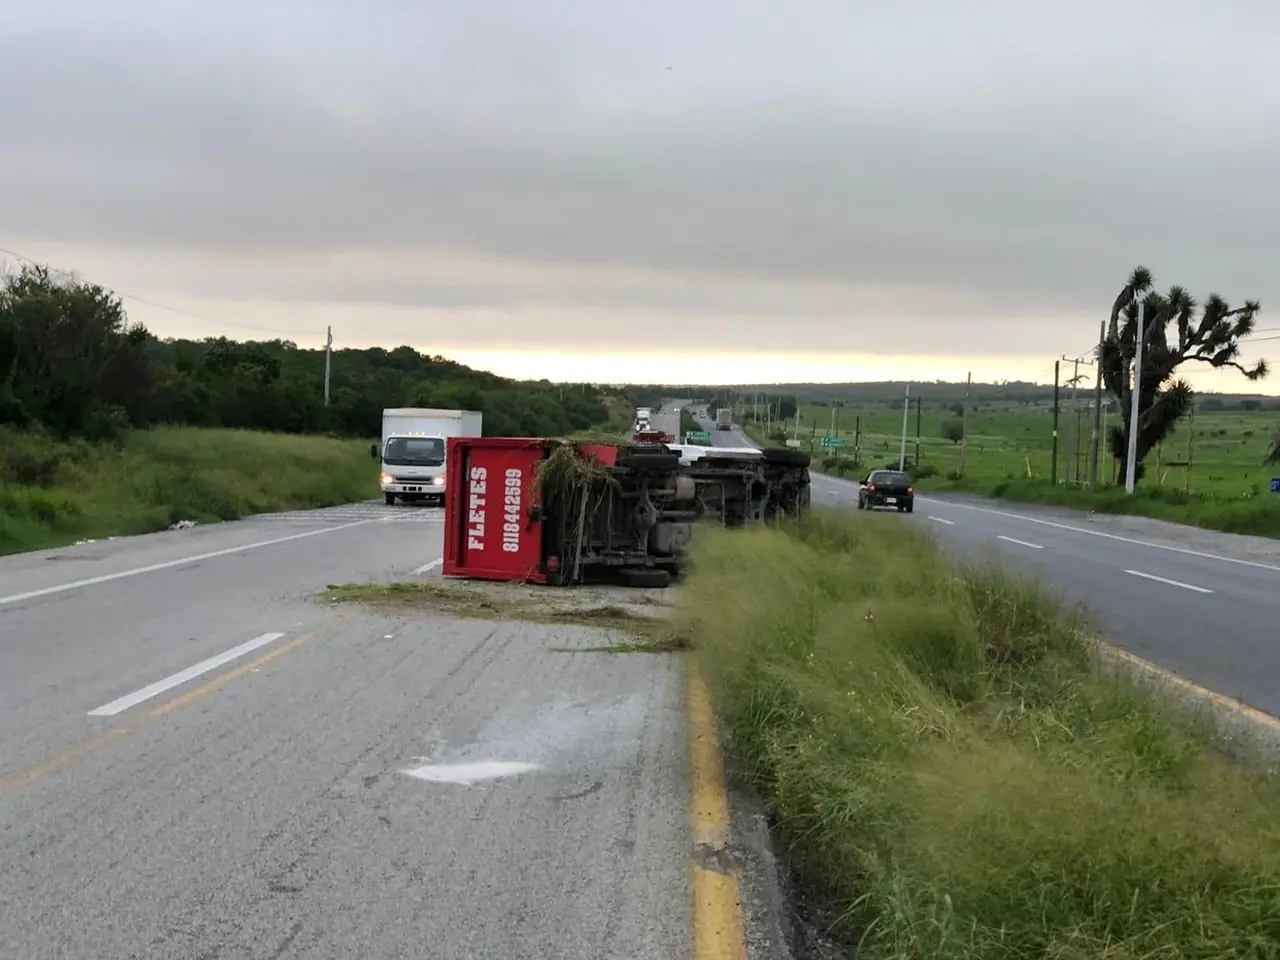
[618,451,681,473]
[384,493,396,505]
[617,567,672,589]
[762,448,811,468]
[905,501,914,514]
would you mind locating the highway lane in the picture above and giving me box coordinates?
[0,498,696,958]
[691,406,1280,717]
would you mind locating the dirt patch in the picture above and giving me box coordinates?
[320,577,689,652]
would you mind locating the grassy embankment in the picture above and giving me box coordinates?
[0,426,376,555]
[750,403,1280,537]
[681,507,1280,958]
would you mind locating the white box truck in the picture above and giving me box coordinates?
[378,408,483,505]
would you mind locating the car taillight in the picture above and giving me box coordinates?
[907,486,913,494]
[867,484,876,492]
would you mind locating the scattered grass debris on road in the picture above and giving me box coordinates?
[678,506,1280,959]
[323,578,687,651]
[0,426,377,555]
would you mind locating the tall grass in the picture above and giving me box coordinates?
[679,508,1280,958]
[0,426,376,555]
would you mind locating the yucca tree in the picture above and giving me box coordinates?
[1100,266,1267,484]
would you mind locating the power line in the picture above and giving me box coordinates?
[0,243,317,338]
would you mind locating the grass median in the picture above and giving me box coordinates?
[678,507,1280,958]
[0,426,377,555]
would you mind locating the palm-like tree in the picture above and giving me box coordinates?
[1101,266,1267,484]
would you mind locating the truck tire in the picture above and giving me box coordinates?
[617,567,672,589]
[618,451,681,473]
[384,493,396,505]
[762,448,811,468]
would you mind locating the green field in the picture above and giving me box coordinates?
[0,427,377,555]
[681,508,1280,958]
[750,401,1280,537]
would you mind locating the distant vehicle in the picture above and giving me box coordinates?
[633,428,673,444]
[377,408,483,506]
[857,470,914,513]
[715,408,732,431]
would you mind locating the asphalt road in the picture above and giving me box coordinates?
[691,406,1280,718]
[0,500,695,958]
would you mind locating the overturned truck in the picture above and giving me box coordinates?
[442,437,811,588]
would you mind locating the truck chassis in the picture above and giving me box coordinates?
[441,438,810,588]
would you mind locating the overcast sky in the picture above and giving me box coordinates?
[2,0,1278,388]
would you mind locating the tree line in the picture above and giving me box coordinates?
[0,263,616,441]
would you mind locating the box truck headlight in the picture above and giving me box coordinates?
[432,476,445,486]
[380,472,393,486]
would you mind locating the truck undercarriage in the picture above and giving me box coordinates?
[441,438,811,588]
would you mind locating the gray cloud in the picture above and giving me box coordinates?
[2,0,1278,361]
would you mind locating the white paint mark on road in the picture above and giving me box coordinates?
[1123,569,1214,594]
[410,557,443,576]
[997,535,1044,550]
[905,495,1280,576]
[403,761,540,785]
[87,632,287,716]
[928,516,955,525]
[0,520,376,607]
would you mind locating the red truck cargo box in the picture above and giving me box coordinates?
[442,438,549,583]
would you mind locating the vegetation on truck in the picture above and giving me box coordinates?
[678,507,1280,959]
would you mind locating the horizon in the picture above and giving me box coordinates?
[4,0,1278,400]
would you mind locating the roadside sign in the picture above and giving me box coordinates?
[1271,477,1280,494]
[820,436,845,449]
[685,430,712,444]
[785,438,801,448]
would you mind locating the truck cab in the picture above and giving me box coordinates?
[378,407,483,506]
[380,434,448,505]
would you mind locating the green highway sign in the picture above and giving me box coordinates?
[685,430,712,444]
[820,436,845,448]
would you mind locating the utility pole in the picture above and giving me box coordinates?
[1051,361,1060,485]
[914,395,922,468]
[958,371,971,478]
[1089,318,1106,488]
[829,405,836,438]
[323,326,333,406]
[1060,354,1094,484]
[1125,299,1145,493]
[792,395,800,442]
[854,415,862,464]
[898,382,911,471]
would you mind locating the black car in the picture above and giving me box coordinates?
[857,470,914,513]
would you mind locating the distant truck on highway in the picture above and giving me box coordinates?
[377,408,483,506]
[635,407,652,429]
[715,408,732,431]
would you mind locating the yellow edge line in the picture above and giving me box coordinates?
[1101,641,1280,733]
[0,621,340,795]
[688,662,748,960]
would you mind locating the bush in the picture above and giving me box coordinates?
[678,508,1280,958]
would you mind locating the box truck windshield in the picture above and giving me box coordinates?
[384,437,445,466]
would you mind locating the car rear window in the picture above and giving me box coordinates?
[871,471,909,485]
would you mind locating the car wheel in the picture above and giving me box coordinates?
[905,502,914,514]
[384,493,396,505]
